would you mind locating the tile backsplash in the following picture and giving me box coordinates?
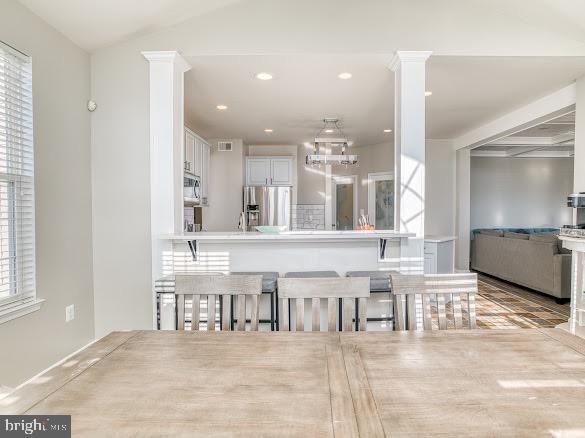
[292,204,325,230]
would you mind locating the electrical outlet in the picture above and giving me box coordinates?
[65,304,75,322]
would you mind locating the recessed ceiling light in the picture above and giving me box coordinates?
[383,129,392,133]
[338,72,352,80]
[256,72,273,81]
[216,104,228,110]
[264,128,273,133]
[325,129,334,133]
[425,91,433,97]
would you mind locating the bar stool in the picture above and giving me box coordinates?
[346,271,395,329]
[283,271,341,330]
[231,272,279,330]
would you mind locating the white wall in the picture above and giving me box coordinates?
[90,48,152,338]
[202,139,245,231]
[471,157,574,229]
[0,0,94,386]
[425,140,456,236]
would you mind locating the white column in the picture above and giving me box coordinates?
[142,51,191,326]
[455,148,471,270]
[390,51,432,273]
[571,75,585,328]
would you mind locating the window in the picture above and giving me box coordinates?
[367,172,394,230]
[0,41,38,322]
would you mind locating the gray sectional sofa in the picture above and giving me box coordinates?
[471,229,571,300]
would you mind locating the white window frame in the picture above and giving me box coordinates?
[367,171,395,230]
[0,41,42,324]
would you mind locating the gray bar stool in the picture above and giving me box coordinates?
[346,271,395,329]
[283,271,341,330]
[231,272,279,330]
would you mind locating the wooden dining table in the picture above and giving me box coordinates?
[2,329,585,437]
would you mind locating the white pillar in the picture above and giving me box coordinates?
[571,75,585,327]
[390,51,432,273]
[574,76,585,199]
[455,148,471,270]
[142,51,191,326]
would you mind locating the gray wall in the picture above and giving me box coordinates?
[471,157,574,230]
[0,0,94,386]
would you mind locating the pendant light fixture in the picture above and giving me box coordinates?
[306,118,358,166]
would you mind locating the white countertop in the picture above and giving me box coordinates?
[162,230,415,241]
[424,235,457,243]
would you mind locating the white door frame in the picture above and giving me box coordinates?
[367,171,394,229]
[332,175,358,230]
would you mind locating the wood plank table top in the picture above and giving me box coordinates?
[2,329,585,437]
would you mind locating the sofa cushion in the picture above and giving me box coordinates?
[480,229,503,237]
[504,231,529,240]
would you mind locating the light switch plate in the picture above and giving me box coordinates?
[65,304,75,322]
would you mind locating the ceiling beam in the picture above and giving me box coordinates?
[453,84,577,150]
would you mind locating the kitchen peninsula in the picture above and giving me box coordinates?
[161,230,414,276]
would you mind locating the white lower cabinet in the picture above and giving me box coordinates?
[424,237,456,273]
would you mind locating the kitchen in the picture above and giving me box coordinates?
[153,54,456,330]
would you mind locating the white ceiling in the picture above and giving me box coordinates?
[473,112,576,158]
[184,55,585,146]
[15,0,585,54]
[17,0,240,52]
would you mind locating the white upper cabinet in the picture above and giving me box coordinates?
[245,157,293,186]
[193,139,203,178]
[184,129,195,173]
[270,158,293,185]
[184,127,211,206]
[246,158,272,185]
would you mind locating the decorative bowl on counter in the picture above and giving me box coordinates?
[255,225,288,234]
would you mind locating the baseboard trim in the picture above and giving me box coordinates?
[1,337,98,398]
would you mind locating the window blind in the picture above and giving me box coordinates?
[0,41,35,304]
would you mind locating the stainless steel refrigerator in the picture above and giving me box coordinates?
[243,186,292,231]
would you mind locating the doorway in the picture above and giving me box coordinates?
[368,172,394,230]
[332,175,357,230]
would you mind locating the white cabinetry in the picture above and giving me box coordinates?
[184,127,211,206]
[245,157,293,186]
[246,158,271,185]
[424,236,456,273]
[184,129,195,173]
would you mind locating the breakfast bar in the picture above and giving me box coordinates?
[162,230,413,275]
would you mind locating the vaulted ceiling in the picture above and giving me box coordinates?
[16,0,585,54]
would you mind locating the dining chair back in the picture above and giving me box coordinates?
[277,277,370,331]
[390,273,478,330]
[175,274,262,331]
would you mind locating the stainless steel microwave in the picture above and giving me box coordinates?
[184,173,201,205]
